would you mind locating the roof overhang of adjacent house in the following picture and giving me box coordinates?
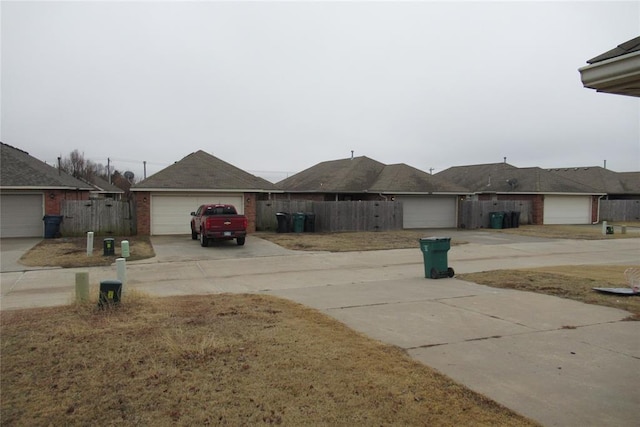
[579,39,640,97]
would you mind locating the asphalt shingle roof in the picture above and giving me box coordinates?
[587,36,640,64]
[547,166,633,194]
[0,142,93,189]
[619,172,640,194]
[132,150,277,191]
[436,162,603,194]
[277,156,469,194]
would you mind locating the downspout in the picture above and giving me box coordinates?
[592,195,605,224]
[379,193,388,201]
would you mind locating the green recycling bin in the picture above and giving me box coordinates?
[293,212,306,233]
[489,211,505,229]
[419,237,454,279]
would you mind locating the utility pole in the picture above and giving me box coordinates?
[429,168,434,175]
[143,161,147,179]
[107,158,111,184]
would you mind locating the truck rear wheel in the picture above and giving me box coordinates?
[237,237,245,246]
[200,233,209,247]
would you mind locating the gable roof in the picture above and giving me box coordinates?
[86,175,125,194]
[131,150,277,192]
[547,166,636,195]
[278,156,385,192]
[277,156,469,194]
[0,142,93,190]
[369,163,469,193]
[436,162,603,194]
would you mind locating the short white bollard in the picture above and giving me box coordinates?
[121,240,130,258]
[87,231,94,256]
[602,221,607,235]
[75,272,90,302]
[116,258,127,292]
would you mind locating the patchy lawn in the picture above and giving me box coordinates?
[458,265,640,320]
[254,229,462,252]
[19,236,155,268]
[0,293,538,426]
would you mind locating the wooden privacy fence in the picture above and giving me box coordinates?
[257,200,403,232]
[459,200,532,229]
[600,200,640,222]
[60,199,136,236]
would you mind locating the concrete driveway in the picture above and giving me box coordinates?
[0,238,44,273]
[148,234,299,263]
[1,232,639,426]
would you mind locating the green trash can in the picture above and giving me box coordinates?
[419,237,454,279]
[293,212,306,233]
[489,212,505,229]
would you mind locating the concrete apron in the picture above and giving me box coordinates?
[1,238,639,426]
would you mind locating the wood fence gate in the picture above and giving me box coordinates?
[257,200,403,232]
[459,200,532,229]
[600,200,640,222]
[60,199,136,236]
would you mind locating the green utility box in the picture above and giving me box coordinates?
[103,238,115,256]
[489,211,505,229]
[419,237,455,279]
[293,212,306,233]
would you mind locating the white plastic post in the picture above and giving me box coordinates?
[75,272,90,302]
[121,240,130,258]
[87,231,94,256]
[602,221,607,235]
[116,258,127,293]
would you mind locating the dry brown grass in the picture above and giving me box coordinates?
[19,236,155,268]
[495,223,640,240]
[1,293,538,426]
[458,265,640,320]
[254,230,462,252]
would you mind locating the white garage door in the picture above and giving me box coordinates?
[0,193,44,238]
[543,196,591,224]
[151,194,244,235]
[397,196,457,228]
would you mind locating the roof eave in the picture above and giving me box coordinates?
[1,185,94,191]
[579,50,640,97]
[130,187,281,193]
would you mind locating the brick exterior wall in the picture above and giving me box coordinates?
[135,192,151,235]
[243,193,257,233]
[46,190,90,215]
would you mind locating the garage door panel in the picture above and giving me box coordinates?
[1,194,44,238]
[543,196,591,225]
[151,194,243,235]
[397,196,457,229]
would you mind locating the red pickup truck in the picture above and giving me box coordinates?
[190,204,248,247]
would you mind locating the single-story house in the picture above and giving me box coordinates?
[579,36,640,98]
[0,142,94,238]
[130,150,278,235]
[436,162,605,225]
[276,156,470,228]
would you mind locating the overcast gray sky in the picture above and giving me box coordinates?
[1,1,639,183]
